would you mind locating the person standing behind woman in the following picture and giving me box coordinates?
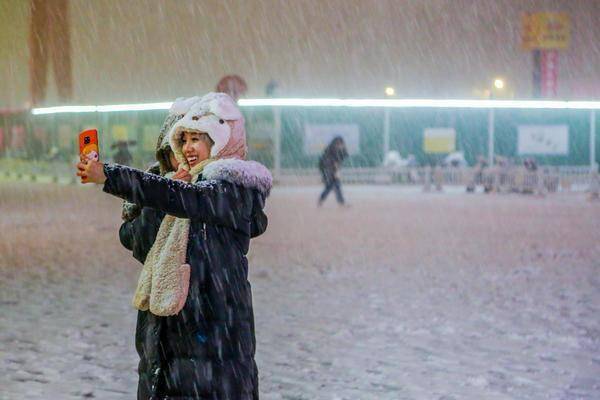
[120,97,198,264]
[318,136,349,206]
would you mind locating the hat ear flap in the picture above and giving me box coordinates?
[169,96,201,116]
[205,93,242,120]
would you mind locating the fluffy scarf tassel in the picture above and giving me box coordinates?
[132,159,213,316]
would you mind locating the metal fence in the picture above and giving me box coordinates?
[278,165,594,193]
[0,156,595,194]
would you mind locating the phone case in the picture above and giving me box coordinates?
[79,129,99,183]
[79,129,99,162]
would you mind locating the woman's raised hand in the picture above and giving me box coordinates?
[172,165,192,183]
[76,158,107,184]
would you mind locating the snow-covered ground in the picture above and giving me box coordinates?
[1,182,599,399]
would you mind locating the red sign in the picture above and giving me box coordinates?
[216,75,247,101]
[10,125,26,149]
[540,50,558,97]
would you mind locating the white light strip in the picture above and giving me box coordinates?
[32,102,173,115]
[32,98,600,115]
[238,98,600,109]
[32,105,97,115]
[96,102,172,112]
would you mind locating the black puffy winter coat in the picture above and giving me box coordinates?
[120,206,165,264]
[118,135,174,263]
[103,159,271,400]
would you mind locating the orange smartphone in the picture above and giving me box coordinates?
[79,129,99,183]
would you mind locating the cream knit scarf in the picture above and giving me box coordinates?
[132,158,214,316]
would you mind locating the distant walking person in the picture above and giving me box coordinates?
[112,140,133,166]
[318,136,349,206]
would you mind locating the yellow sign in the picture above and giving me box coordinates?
[424,128,456,154]
[111,125,128,141]
[522,12,570,50]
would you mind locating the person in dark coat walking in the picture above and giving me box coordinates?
[77,93,271,400]
[318,136,349,206]
[112,140,134,166]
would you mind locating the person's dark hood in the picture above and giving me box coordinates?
[155,114,183,175]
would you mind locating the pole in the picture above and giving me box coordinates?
[383,108,390,161]
[532,50,542,98]
[488,109,495,166]
[273,107,281,181]
[591,110,597,169]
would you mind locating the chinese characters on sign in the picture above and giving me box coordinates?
[518,125,569,155]
[522,12,570,98]
[541,50,558,97]
[521,12,570,50]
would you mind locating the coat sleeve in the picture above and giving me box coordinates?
[119,221,134,251]
[119,209,165,264]
[102,164,246,230]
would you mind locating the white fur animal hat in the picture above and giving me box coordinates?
[168,92,245,160]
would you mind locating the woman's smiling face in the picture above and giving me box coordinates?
[181,131,213,167]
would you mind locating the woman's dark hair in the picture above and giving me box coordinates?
[324,136,348,160]
[329,136,345,147]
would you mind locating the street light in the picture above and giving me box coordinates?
[494,78,505,90]
[385,87,395,96]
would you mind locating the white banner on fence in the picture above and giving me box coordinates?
[304,124,360,155]
[517,125,569,155]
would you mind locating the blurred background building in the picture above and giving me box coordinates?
[0,0,599,182]
[1,0,599,108]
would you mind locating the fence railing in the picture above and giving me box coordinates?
[0,157,595,192]
[278,165,595,193]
